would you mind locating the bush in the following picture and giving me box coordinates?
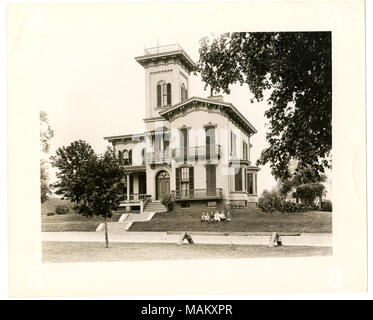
[258,189,316,213]
[321,200,332,212]
[161,194,174,211]
[46,212,55,216]
[55,204,70,214]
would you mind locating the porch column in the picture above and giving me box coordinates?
[126,173,130,200]
[126,173,131,212]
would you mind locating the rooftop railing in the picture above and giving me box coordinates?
[144,44,183,55]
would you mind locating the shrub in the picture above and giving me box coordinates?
[321,200,332,212]
[55,204,70,214]
[161,194,174,211]
[46,212,55,216]
[258,189,317,213]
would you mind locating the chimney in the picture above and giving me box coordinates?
[208,95,224,102]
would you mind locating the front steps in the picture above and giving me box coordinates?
[96,201,167,232]
[143,201,167,213]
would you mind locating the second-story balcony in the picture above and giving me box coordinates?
[171,145,222,162]
[145,151,171,165]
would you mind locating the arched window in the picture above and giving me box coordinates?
[157,80,172,108]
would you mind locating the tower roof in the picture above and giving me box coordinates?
[135,44,197,73]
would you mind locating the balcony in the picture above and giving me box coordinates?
[146,151,171,165]
[171,188,223,201]
[171,145,222,162]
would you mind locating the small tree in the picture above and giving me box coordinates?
[40,111,54,203]
[51,140,122,248]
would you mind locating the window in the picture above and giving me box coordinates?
[235,167,243,191]
[247,173,254,194]
[243,141,248,160]
[207,201,216,207]
[231,131,237,156]
[122,149,132,165]
[180,128,189,162]
[181,167,190,198]
[157,81,172,108]
[181,83,187,101]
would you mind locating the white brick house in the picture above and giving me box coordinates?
[104,44,260,211]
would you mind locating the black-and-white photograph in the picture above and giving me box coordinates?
[37,14,332,263]
[5,1,367,297]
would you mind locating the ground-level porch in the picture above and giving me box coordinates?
[119,166,149,212]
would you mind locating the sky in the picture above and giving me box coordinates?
[29,3,279,194]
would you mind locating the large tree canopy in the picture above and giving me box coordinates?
[198,32,331,180]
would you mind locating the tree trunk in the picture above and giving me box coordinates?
[104,214,109,248]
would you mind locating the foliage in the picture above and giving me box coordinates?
[55,204,70,214]
[40,111,54,153]
[258,188,316,213]
[40,160,52,203]
[161,194,174,211]
[40,111,54,203]
[278,165,327,206]
[46,212,55,216]
[321,200,332,212]
[51,140,123,247]
[198,32,332,180]
[294,183,325,206]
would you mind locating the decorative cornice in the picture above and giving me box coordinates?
[159,97,257,136]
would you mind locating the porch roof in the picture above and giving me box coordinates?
[123,165,146,174]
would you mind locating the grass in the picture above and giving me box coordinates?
[41,198,122,232]
[130,209,332,233]
[42,241,332,263]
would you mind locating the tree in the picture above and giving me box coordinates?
[198,32,331,180]
[51,140,123,248]
[278,166,326,207]
[40,111,54,203]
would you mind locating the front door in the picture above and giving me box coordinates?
[156,171,170,200]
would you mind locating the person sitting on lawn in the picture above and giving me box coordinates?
[226,211,231,221]
[208,211,214,223]
[214,211,221,222]
[219,210,226,221]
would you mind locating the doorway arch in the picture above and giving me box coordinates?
[156,170,170,200]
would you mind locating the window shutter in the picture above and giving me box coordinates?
[129,150,132,165]
[118,151,123,165]
[189,167,194,198]
[175,167,180,197]
[157,84,161,107]
[167,83,172,105]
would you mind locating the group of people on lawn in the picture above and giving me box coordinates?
[201,210,232,223]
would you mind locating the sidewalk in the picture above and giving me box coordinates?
[42,231,332,247]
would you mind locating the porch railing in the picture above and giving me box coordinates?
[124,193,148,202]
[171,145,222,162]
[171,188,223,201]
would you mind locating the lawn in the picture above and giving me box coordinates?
[129,209,332,233]
[41,198,122,232]
[42,241,332,263]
